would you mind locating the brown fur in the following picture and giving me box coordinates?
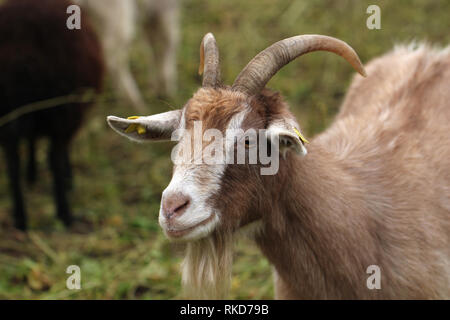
[198,44,450,299]
[184,88,247,130]
[117,43,450,299]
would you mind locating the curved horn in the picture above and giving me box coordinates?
[232,34,366,95]
[199,33,221,87]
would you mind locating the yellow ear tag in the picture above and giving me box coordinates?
[293,127,309,144]
[125,116,147,135]
[136,125,146,135]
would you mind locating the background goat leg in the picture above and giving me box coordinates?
[48,138,73,227]
[26,137,37,186]
[144,0,179,98]
[3,139,27,230]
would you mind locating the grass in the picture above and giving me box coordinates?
[0,0,449,299]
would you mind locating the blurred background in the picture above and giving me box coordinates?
[0,0,449,299]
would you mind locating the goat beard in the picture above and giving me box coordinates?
[181,232,233,299]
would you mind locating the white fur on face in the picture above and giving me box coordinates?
[159,106,251,241]
[159,164,222,241]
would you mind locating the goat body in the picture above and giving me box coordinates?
[260,44,450,299]
[0,0,104,230]
[108,34,450,299]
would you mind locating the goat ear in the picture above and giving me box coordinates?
[266,120,308,158]
[107,110,181,142]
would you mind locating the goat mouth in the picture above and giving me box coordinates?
[165,213,216,239]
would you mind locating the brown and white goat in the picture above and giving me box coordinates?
[108,34,450,299]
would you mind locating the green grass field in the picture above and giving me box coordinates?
[0,0,449,299]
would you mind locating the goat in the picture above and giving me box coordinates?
[108,33,450,299]
[75,0,179,112]
[0,0,104,230]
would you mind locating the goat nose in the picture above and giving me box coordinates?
[162,192,191,219]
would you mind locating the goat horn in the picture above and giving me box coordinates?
[199,33,221,87]
[232,34,367,95]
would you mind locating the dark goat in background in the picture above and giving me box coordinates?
[0,0,104,230]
